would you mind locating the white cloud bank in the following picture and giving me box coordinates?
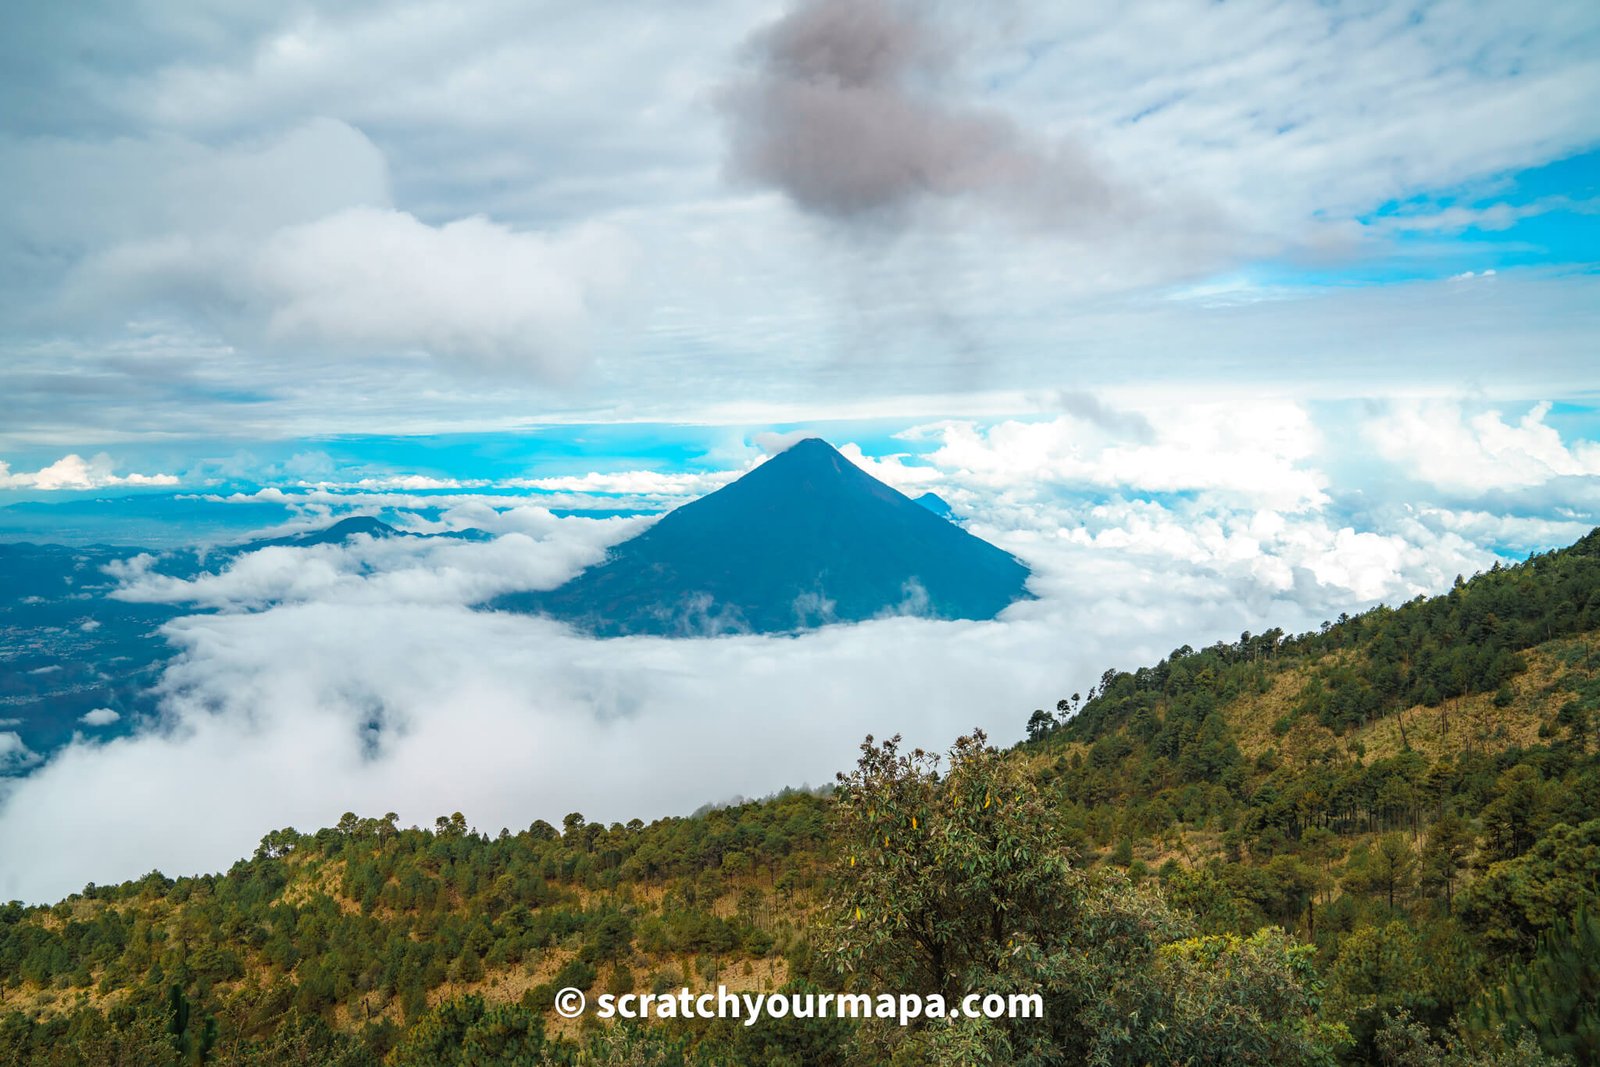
[1366,400,1600,493]
[0,528,1350,903]
[904,400,1329,511]
[0,454,179,490]
[74,202,636,380]
[1,398,1594,902]
[0,494,1499,902]
[109,509,643,612]
[0,117,635,385]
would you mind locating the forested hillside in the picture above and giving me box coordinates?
[3,531,1599,1065]
[1022,527,1600,1063]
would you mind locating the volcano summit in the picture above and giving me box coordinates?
[494,438,1032,636]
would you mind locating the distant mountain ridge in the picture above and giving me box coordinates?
[0,516,478,766]
[492,438,1032,636]
[242,514,399,550]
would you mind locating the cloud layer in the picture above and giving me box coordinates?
[54,121,636,379]
[6,397,1595,902]
[2,1,1597,442]
[1367,400,1600,493]
[0,454,178,490]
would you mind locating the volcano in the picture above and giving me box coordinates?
[493,438,1032,636]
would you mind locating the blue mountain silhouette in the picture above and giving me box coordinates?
[493,438,1032,636]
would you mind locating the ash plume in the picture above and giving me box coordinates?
[719,0,1120,230]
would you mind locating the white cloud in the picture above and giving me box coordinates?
[906,400,1329,511]
[0,118,390,265]
[0,550,1324,902]
[1379,199,1593,236]
[835,444,944,495]
[253,209,634,376]
[75,206,636,379]
[347,475,483,490]
[0,733,39,773]
[109,511,644,612]
[1366,400,1600,492]
[1410,506,1593,554]
[1013,1,1600,242]
[509,469,738,496]
[1,2,1597,444]
[202,486,691,522]
[0,454,179,490]
[79,708,121,727]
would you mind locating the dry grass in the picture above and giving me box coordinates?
[1224,630,1600,766]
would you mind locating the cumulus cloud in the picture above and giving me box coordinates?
[79,708,120,727]
[718,0,1123,231]
[75,207,635,379]
[0,733,38,774]
[751,430,819,455]
[1,114,635,389]
[347,475,485,491]
[1366,400,1600,493]
[255,210,632,375]
[109,510,644,612]
[835,444,943,494]
[906,400,1329,511]
[201,486,690,527]
[0,454,179,490]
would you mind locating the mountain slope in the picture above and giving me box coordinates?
[495,438,1032,636]
[1048,526,1600,755]
[242,515,400,550]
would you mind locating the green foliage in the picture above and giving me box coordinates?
[0,997,178,1067]
[824,731,1344,1065]
[1458,819,1600,956]
[1374,1008,1570,1067]
[1063,529,1600,745]
[1464,909,1600,1063]
[1344,834,1419,913]
[0,789,828,1067]
[386,995,548,1066]
[826,731,1077,1004]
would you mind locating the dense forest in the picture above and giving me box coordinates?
[3,529,1599,1064]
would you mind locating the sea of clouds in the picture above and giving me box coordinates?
[0,398,1596,902]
